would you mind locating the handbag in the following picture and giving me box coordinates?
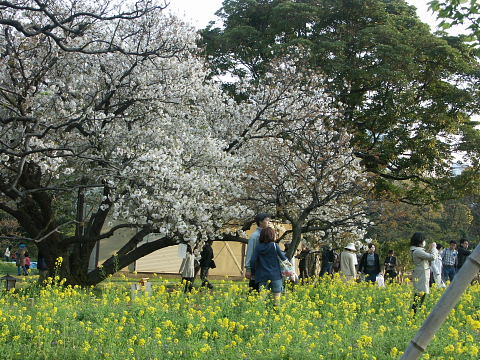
[275,244,298,283]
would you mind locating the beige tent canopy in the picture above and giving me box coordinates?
[89,223,261,278]
[89,222,303,278]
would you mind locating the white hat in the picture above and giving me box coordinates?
[344,243,356,251]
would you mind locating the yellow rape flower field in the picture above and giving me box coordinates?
[0,275,479,360]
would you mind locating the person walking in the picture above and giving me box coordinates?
[358,243,381,282]
[410,232,435,314]
[17,248,28,276]
[245,213,271,291]
[24,252,31,273]
[37,251,49,284]
[340,243,357,281]
[442,240,458,283]
[456,239,471,271]
[320,245,335,276]
[297,245,311,283]
[251,227,288,306]
[384,250,398,283]
[199,240,215,289]
[179,245,196,293]
[4,246,11,262]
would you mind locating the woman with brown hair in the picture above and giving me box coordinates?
[251,227,288,305]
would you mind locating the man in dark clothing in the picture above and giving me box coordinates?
[297,246,311,282]
[320,246,335,276]
[456,239,471,271]
[199,240,215,289]
[384,250,398,283]
[358,243,381,282]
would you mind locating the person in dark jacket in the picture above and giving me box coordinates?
[251,227,288,306]
[384,250,398,283]
[37,251,49,284]
[320,245,335,276]
[296,245,311,282]
[456,239,471,271]
[199,240,215,289]
[358,243,381,282]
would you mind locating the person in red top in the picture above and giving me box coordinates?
[24,252,31,274]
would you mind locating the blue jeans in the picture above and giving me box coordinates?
[258,279,283,294]
[17,265,28,275]
[442,265,456,283]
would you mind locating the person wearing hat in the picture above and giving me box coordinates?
[340,243,357,281]
[245,213,271,291]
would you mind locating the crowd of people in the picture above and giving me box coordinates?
[3,214,475,312]
[242,213,476,309]
[3,244,31,276]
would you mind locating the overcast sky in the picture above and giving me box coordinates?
[167,0,444,31]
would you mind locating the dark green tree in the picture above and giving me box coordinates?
[201,0,480,204]
[430,0,480,48]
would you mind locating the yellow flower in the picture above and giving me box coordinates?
[357,335,373,349]
[444,344,455,353]
[470,345,479,357]
[200,344,211,353]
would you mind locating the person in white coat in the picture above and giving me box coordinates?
[431,243,446,288]
[179,245,196,293]
[4,247,11,262]
[340,243,358,281]
[410,232,436,314]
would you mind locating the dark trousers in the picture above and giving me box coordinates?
[385,270,397,283]
[320,263,333,276]
[299,267,309,279]
[182,277,194,293]
[248,279,259,292]
[411,293,426,314]
[365,272,378,282]
[200,267,213,288]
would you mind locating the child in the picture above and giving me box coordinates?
[179,245,195,293]
[25,252,31,273]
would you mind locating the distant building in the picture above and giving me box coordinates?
[452,163,468,176]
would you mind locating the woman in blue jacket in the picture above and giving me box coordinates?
[251,227,288,305]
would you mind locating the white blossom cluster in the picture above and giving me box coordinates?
[234,55,372,244]
[0,1,248,245]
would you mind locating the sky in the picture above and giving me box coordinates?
[167,0,446,31]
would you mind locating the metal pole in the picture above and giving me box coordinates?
[401,244,480,360]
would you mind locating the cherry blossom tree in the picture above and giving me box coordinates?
[227,56,371,256]
[0,0,249,285]
[0,1,371,285]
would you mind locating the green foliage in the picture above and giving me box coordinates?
[201,0,480,204]
[429,0,480,50]
[367,196,479,267]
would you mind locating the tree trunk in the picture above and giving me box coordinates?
[286,222,303,259]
